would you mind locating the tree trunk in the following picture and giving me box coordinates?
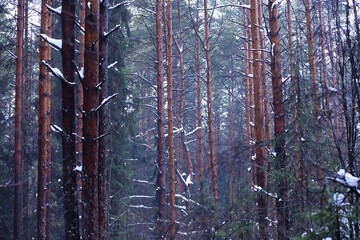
[82,0,100,238]
[15,0,24,238]
[304,0,320,120]
[204,0,219,205]
[77,0,86,231]
[175,1,192,208]
[195,0,204,186]
[37,0,52,239]
[250,0,267,235]
[327,6,340,138]
[99,0,109,238]
[61,1,80,239]
[155,0,167,237]
[166,0,176,238]
[269,0,288,238]
[318,1,331,120]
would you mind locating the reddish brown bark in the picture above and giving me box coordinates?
[269,0,288,238]
[14,0,24,239]
[37,1,52,239]
[243,5,254,189]
[155,0,167,237]
[195,0,204,185]
[250,0,267,234]
[77,0,85,228]
[204,0,219,205]
[61,1,80,239]
[98,0,109,238]
[305,0,320,120]
[82,0,100,238]
[166,0,176,238]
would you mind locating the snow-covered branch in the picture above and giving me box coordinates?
[108,61,118,70]
[329,169,360,195]
[109,1,128,10]
[39,34,62,51]
[185,126,201,137]
[42,61,76,86]
[104,24,121,39]
[45,4,61,15]
[133,179,155,185]
[95,93,118,111]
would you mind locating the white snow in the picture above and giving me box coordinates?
[45,4,62,15]
[185,174,193,186]
[51,124,63,133]
[335,169,359,187]
[108,61,118,70]
[328,87,338,92]
[74,165,82,172]
[40,34,62,51]
[333,193,345,206]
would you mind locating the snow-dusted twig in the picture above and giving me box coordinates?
[108,61,118,70]
[39,34,62,51]
[50,124,63,133]
[133,179,155,185]
[73,61,84,82]
[93,133,110,141]
[45,4,61,15]
[42,61,76,86]
[104,24,121,39]
[109,1,128,10]
[128,205,154,209]
[75,21,85,35]
[252,185,278,200]
[95,93,118,111]
[185,126,201,137]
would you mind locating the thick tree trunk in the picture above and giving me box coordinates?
[195,1,204,185]
[82,0,100,238]
[61,1,80,239]
[37,1,53,239]
[250,0,267,235]
[98,0,109,238]
[243,4,254,190]
[166,0,176,238]
[77,0,86,230]
[269,0,288,238]
[155,0,167,237]
[14,0,24,239]
[37,1,52,239]
[204,0,219,205]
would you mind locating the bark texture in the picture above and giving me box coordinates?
[61,1,80,239]
[82,0,100,238]
[269,0,288,238]
[15,0,24,238]
[37,0,52,239]
[166,0,176,238]
[204,0,219,205]
[250,0,267,234]
[155,0,167,237]
[98,0,109,238]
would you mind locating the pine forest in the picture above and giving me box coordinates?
[1,0,360,239]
